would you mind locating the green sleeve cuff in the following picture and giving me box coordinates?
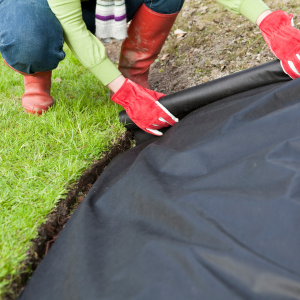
[240,0,270,24]
[89,58,121,86]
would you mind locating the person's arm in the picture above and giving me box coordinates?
[215,0,300,79]
[47,0,121,86]
[47,0,179,135]
[256,10,272,26]
[215,0,270,24]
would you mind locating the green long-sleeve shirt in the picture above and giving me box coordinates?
[47,0,270,86]
[216,0,269,24]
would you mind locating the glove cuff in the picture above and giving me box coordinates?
[259,10,292,36]
[111,78,130,107]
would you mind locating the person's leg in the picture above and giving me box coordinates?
[0,0,65,114]
[125,0,144,22]
[119,0,185,88]
[126,0,184,21]
[0,0,65,73]
[82,0,97,34]
[144,0,184,15]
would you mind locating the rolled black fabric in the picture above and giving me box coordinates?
[133,127,167,146]
[119,60,290,131]
[19,78,300,300]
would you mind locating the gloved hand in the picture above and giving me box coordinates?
[111,79,178,136]
[259,10,300,79]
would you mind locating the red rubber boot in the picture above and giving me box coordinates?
[3,59,53,115]
[118,4,179,89]
[22,71,53,115]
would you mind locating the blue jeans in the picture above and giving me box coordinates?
[0,0,184,74]
[126,0,185,22]
[0,0,65,74]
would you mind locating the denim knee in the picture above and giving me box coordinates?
[145,0,185,14]
[125,0,185,21]
[0,0,65,74]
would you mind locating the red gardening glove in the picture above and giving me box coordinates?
[112,79,178,136]
[259,10,300,79]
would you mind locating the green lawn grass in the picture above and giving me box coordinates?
[0,46,125,298]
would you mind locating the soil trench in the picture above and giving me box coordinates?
[5,132,132,300]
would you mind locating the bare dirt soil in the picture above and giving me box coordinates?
[106,0,299,95]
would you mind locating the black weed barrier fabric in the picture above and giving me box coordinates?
[19,80,300,300]
[119,60,291,145]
